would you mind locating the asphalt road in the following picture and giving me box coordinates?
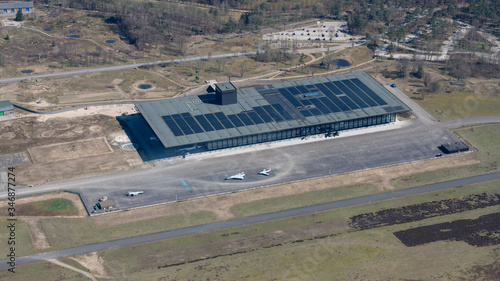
[2,171,499,268]
[0,44,357,85]
[0,52,256,84]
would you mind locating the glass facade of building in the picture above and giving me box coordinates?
[205,113,395,150]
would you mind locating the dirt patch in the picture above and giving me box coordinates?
[0,115,119,154]
[24,217,51,250]
[69,252,108,277]
[394,212,500,247]
[349,193,500,231]
[93,152,479,227]
[0,132,16,140]
[1,115,149,185]
[16,149,149,186]
[49,259,98,281]
[28,138,112,163]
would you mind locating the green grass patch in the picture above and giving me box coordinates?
[31,198,77,216]
[231,183,378,217]
[96,179,500,279]
[0,220,34,257]
[411,91,500,121]
[40,211,217,249]
[391,124,500,189]
[1,198,77,217]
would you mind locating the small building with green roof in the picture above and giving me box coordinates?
[0,100,14,116]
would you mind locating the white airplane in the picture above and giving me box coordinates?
[259,169,271,176]
[127,191,144,197]
[225,171,245,180]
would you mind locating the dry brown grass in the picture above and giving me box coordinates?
[28,138,112,163]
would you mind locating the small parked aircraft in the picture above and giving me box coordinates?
[127,191,144,197]
[259,169,271,176]
[225,171,245,180]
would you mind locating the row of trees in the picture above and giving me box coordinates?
[35,0,500,55]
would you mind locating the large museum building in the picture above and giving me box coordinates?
[136,72,411,152]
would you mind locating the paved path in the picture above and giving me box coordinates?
[0,44,357,85]
[1,171,499,268]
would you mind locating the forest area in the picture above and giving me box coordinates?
[32,0,499,52]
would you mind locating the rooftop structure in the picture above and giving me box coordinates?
[0,1,33,12]
[136,72,411,152]
[98,200,115,210]
[439,142,469,154]
[0,100,13,111]
[0,100,14,116]
[215,82,237,105]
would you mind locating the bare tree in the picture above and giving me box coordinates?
[239,63,246,78]
[215,58,225,72]
[172,32,189,56]
[398,58,409,79]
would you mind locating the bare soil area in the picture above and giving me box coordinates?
[68,252,108,277]
[0,115,117,154]
[350,193,500,230]
[16,148,148,186]
[394,212,500,247]
[0,115,149,185]
[28,138,112,163]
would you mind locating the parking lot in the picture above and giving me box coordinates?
[263,21,358,43]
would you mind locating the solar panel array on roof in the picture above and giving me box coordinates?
[261,77,392,120]
[161,103,299,136]
[136,72,411,148]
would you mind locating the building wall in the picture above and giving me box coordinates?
[0,109,14,116]
[1,7,32,14]
[204,113,395,151]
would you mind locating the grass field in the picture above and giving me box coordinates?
[0,198,77,217]
[391,124,500,188]
[40,211,217,249]
[412,91,500,121]
[92,179,500,280]
[231,183,377,217]
[0,261,92,281]
[0,220,34,257]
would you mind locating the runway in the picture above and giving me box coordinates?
[2,171,499,268]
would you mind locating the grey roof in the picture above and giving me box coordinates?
[0,2,33,9]
[0,100,13,111]
[216,82,236,92]
[136,72,411,148]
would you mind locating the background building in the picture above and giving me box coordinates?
[0,100,14,116]
[136,72,411,152]
[0,1,33,14]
